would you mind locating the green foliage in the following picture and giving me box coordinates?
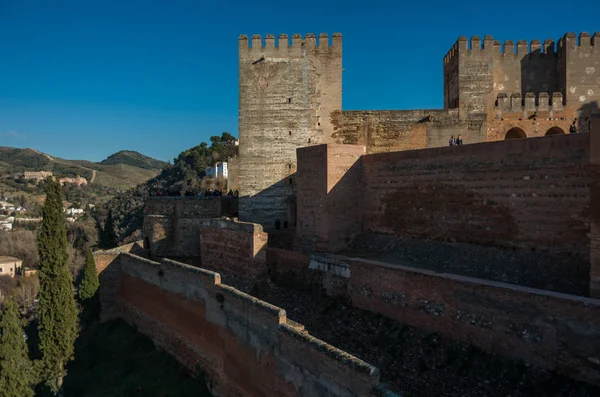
[63,319,212,397]
[97,135,238,245]
[0,147,51,170]
[99,150,167,170]
[0,298,36,397]
[98,209,117,249]
[78,250,99,302]
[37,177,79,392]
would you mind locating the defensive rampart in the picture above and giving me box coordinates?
[199,218,268,281]
[334,109,486,153]
[143,197,237,258]
[295,133,598,296]
[266,248,600,387]
[93,251,382,397]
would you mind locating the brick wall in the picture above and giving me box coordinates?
[93,241,147,321]
[590,118,600,298]
[199,218,268,281]
[103,253,381,397]
[345,257,600,386]
[294,145,364,253]
[362,133,591,261]
[142,197,238,258]
[266,248,600,386]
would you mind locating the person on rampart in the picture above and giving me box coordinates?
[570,119,578,134]
[456,135,463,145]
[449,135,455,146]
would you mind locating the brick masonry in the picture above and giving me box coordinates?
[266,247,600,387]
[142,197,237,258]
[361,133,591,259]
[93,251,383,397]
[199,218,268,281]
[294,144,365,253]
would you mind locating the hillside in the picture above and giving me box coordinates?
[99,150,167,170]
[0,147,164,190]
[99,133,238,243]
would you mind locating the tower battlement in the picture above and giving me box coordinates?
[444,32,600,114]
[239,33,342,58]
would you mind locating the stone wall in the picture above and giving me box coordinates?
[334,109,486,152]
[142,197,237,258]
[237,33,342,228]
[199,218,268,281]
[266,249,600,387]
[96,252,382,396]
[443,33,600,118]
[92,241,147,321]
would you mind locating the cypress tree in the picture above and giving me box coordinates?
[79,249,99,301]
[102,209,118,249]
[0,298,35,397]
[37,177,79,393]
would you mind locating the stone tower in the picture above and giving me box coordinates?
[237,33,342,228]
[443,32,600,119]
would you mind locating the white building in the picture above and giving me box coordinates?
[65,208,84,215]
[0,201,15,212]
[205,162,228,179]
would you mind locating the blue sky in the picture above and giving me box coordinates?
[0,0,598,162]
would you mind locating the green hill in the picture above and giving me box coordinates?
[0,147,164,190]
[99,133,239,243]
[99,150,167,170]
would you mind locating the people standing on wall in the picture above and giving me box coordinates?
[570,119,578,134]
[449,135,455,146]
[456,135,463,145]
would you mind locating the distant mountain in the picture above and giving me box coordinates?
[0,147,163,190]
[99,150,167,170]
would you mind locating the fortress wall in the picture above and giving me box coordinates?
[294,145,364,253]
[443,41,460,109]
[101,252,380,397]
[238,33,342,227]
[561,33,600,107]
[335,109,486,153]
[361,133,591,261]
[93,241,147,321]
[346,257,600,385]
[199,218,268,281]
[487,106,578,141]
[492,38,559,100]
[263,248,600,386]
[142,197,238,258]
[591,118,600,298]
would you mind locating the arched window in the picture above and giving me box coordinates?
[505,127,527,140]
[545,126,565,136]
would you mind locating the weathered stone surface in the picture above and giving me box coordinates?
[238,33,342,228]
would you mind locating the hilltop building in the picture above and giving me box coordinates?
[205,162,228,179]
[24,171,52,180]
[59,175,87,186]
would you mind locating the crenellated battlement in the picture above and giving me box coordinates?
[447,32,600,58]
[239,32,342,51]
